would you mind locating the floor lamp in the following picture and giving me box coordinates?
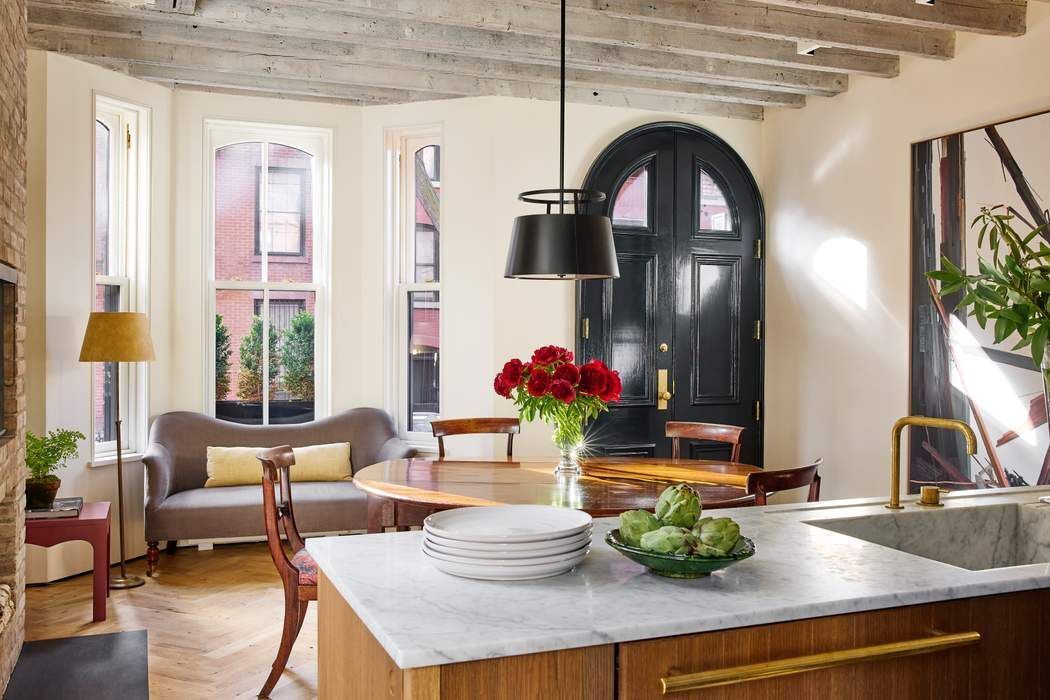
[79,311,155,589]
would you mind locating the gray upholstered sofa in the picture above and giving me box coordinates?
[142,409,415,575]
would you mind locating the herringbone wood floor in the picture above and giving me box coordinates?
[26,543,317,699]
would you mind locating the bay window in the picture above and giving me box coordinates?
[205,121,330,425]
[388,131,442,442]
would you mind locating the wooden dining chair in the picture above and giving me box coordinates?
[666,421,746,462]
[431,417,521,459]
[746,458,823,506]
[257,445,317,699]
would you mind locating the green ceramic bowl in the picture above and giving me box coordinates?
[605,529,755,579]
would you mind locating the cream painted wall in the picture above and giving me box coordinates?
[27,52,173,582]
[760,2,1050,500]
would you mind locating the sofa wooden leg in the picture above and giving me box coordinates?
[165,540,177,554]
[146,541,160,577]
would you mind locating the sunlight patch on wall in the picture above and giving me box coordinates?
[812,237,868,310]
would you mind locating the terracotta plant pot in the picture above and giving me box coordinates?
[25,476,61,510]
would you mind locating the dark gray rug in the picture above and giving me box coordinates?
[5,629,148,699]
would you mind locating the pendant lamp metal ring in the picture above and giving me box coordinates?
[517,188,607,206]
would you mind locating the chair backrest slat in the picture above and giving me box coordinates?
[430,418,521,459]
[665,421,745,462]
[746,458,823,506]
[257,445,305,584]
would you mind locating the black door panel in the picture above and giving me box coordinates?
[577,123,764,464]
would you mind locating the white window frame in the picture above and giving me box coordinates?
[203,120,332,425]
[91,94,151,463]
[384,127,443,448]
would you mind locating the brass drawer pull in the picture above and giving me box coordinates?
[660,631,980,694]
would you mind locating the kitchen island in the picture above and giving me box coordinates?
[307,487,1050,698]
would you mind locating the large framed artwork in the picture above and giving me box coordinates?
[910,110,1050,493]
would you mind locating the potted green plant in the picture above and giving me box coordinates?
[928,206,1050,423]
[25,428,86,509]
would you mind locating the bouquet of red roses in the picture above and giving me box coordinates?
[493,345,621,468]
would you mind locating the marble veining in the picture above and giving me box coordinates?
[307,489,1050,669]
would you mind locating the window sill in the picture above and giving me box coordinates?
[89,451,144,468]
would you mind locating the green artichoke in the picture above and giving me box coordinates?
[692,543,730,558]
[654,483,702,528]
[696,517,741,556]
[639,525,697,555]
[619,509,661,548]
[690,517,713,538]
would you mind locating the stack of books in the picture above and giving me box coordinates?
[27,497,83,520]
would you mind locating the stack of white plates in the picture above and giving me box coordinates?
[422,505,592,581]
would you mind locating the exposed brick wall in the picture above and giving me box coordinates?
[0,0,28,693]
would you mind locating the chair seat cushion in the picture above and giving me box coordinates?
[291,549,318,586]
[147,481,369,541]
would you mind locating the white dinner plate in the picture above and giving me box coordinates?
[421,540,590,567]
[423,549,588,580]
[423,528,591,555]
[423,505,592,543]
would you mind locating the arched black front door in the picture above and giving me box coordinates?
[577,122,764,464]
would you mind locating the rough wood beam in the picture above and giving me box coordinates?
[138,67,453,104]
[280,0,953,58]
[749,0,1026,36]
[153,0,197,13]
[29,0,887,89]
[31,32,764,119]
[29,25,803,107]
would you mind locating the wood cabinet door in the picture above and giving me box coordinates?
[617,589,1050,699]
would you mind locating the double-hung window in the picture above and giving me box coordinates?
[92,95,149,459]
[205,121,331,425]
[388,131,442,443]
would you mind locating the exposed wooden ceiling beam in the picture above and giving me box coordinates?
[743,0,1026,36]
[27,3,844,96]
[31,31,765,119]
[280,0,954,58]
[31,26,804,107]
[153,0,197,13]
[32,0,893,83]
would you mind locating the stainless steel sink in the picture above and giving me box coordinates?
[806,502,1050,571]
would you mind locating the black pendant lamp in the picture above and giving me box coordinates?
[504,0,619,280]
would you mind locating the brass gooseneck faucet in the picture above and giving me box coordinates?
[888,416,977,510]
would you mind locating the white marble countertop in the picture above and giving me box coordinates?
[306,486,1050,669]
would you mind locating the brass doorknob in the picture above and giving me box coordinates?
[660,391,672,401]
[658,343,669,353]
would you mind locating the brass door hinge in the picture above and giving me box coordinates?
[752,320,761,341]
[126,124,132,150]
[753,240,762,259]
[581,317,590,340]
[754,400,761,422]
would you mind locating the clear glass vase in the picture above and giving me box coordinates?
[555,442,581,475]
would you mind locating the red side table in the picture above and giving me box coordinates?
[26,501,111,622]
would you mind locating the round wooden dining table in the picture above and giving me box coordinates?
[354,456,761,533]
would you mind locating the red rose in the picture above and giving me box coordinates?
[531,345,560,366]
[552,363,580,386]
[598,370,622,403]
[578,361,608,395]
[526,370,552,397]
[493,373,514,398]
[557,347,574,364]
[501,358,524,385]
[550,379,576,404]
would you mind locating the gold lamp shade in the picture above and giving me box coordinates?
[78,312,156,363]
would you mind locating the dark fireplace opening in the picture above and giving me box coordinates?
[0,262,16,439]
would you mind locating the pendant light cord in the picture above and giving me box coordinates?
[559,0,566,215]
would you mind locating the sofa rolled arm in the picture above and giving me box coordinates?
[142,442,175,512]
[375,435,417,463]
